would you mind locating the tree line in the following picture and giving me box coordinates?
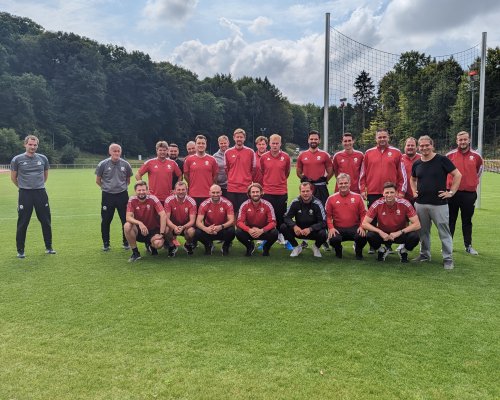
[0,12,499,163]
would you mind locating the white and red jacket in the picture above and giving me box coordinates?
[446,148,483,192]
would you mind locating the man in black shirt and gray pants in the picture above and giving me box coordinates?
[96,143,133,251]
[11,135,55,258]
[280,182,327,258]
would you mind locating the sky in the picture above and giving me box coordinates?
[1,0,500,105]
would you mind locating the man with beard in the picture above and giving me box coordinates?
[213,135,229,198]
[362,182,421,263]
[225,128,256,215]
[195,184,235,256]
[186,141,196,157]
[168,143,183,187]
[236,183,278,257]
[401,137,421,203]
[136,141,182,203]
[164,181,197,257]
[124,181,167,262]
[280,182,327,258]
[446,131,483,255]
[411,135,461,269]
[326,173,367,260]
[331,133,364,194]
[96,143,133,251]
[184,134,218,207]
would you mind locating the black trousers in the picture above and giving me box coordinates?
[448,191,477,246]
[195,226,235,247]
[262,194,287,227]
[16,189,52,252]
[226,192,248,216]
[366,231,420,251]
[236,228,279,249]
[328,226,367,253]
[101,191,128,245]
[312,184,329,206]
[279,223,327,247]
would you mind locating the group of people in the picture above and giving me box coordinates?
[11,128,483,269]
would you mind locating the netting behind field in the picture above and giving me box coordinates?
[329,28,480,105]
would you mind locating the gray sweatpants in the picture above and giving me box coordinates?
[415,203,453,261]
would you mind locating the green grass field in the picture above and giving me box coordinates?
[0,169,499,399]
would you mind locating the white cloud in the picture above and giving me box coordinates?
[140,0,198,29]
[248,16,273,35]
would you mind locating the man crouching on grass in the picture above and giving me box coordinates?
[124,181,167,262]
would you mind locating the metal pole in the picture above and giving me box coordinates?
[342,108,345,135]
[323,13,330,152]
[477,32,487,209]
[470,81,474,148]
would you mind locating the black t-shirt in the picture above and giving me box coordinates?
[412,154,456,205]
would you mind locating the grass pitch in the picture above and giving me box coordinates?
[0,170,498,399]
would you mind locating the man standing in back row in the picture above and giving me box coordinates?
[411,135,461,270]
[96,143,133,251]
[332,132,364,194]
[11,134,56,258]
[225,128,256,214]
[446,131,483,255]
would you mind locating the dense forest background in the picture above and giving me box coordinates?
[0,12,499,163]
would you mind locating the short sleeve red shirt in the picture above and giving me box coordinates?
[366,198,416,233]
[296,149,333,181]
[183,154,218,198]
[225,146,256,193]
[138,158,181,202]
[164,194,197,225]
[236,199,276,232]
[198,197,234,226]
[260,151,291,195]
[325,191,366,229]
[126,195,164,230]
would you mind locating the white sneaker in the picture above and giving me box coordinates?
[311,244,322,257]
[465,245,478,255]
[290,246,303,257]
[277,233,286,245]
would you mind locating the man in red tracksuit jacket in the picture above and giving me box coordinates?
[446,131,483,255]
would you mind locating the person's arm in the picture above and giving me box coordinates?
[325,157,334,182]
[158,210,167,235]
[283,202,297,228]
[185,213,196,229]
[439,169,462,199]
[308,203,327,232]
[410,176,418,198]
[362,215,387,239]
[285,156,291,178]
[296,156,303,179]
[96,176,102,187]
[195,213,208,232]
[397,157,407,197]
[359,161,367,199]
[183,161,190,185]
[44,169,49,183]
[236,207,250,232]
[389,214,420,241]
[135,171,143,181]
[126,211,149,236]
[11,170,18,187]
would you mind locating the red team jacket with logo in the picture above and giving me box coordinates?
[325,191,366,229]
[366,198,416,233]
[359,146,407,195]
[259,150,291,195]
[183,154,218,198]
[198,197,234,226]
[296,149,333,181]
[163,194,197,225]
[126,195,164,230]
[236,199,276,232]
[225,146,256,193]
[332,150,364,193]
[137,158,182,202]
[446,148,483,192]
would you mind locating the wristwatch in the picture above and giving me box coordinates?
[448,190,454,195]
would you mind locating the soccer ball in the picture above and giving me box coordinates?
[150,234,165,249]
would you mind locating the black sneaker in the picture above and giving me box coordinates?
[334,245,343,259]
[204,242,214,255]
[45,248,57,255]
[245,242,255,257]
[262,247,270,256]
[183,243,194,255]
[400,252,408,263]
[377,247,389,262]
[221,243,230,256]
[168,246,177,257]
[355,253,364,260]
[151,248,158,256]
[102,243,111,252]
[17,251,25,259]
[368,246,375,254]
[301,240,308,248]
[122,242,130,250]
[322,242,331,252]
[128,252,141,262]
